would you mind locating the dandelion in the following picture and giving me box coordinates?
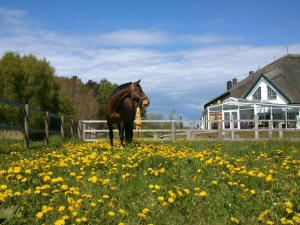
[60,184,68,190]
[168,197,174,203]
[138,213,146,219]
[158,196,164,201]
[36,212,43,219]
[199,191,207,197]
[58,206,65,212]
[108,211,115,217]
[142,208,150,214]
[90,202,97,207]
[54,219,65,225]
[230,217,240,224]
[103,194,110,199]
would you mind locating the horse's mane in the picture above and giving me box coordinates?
[112,82,132,95]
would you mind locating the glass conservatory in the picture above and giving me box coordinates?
[202,98,300,130]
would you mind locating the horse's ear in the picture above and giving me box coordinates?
[135,79,141,84]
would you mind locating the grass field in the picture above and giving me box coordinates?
[0,140,299,225]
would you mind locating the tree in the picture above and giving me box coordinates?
[0,52,74,135]
[97,79,118,119]
[85,80,99,97]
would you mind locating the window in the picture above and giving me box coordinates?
[267,86,277,100]
[252,87,261,101]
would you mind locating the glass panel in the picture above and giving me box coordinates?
[252,87,261,101]
[267,86,277,100]
[209,105,222,112]
[272,107,286,128]
[240,109,254,129]
[257,105,270,128]
[223,104,238,110]
[209,112,221,129]
[287,107,300,128]
[224,112,230,129]
[239,104,254,109]
[232,112,238,129]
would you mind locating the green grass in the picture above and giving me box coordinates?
[0,140,299,225]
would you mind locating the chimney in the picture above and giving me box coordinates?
[249,71,254,76]
[227,80,232,91]
[232,78,237,86]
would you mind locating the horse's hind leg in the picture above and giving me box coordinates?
[128,122,134,143]
[117,121,125,147]
[107,121,114,146]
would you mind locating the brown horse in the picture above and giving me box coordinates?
[106,80,150,146]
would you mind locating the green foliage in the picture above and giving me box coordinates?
[0,51,74,137]
[97,79,118,119]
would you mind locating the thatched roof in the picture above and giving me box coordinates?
[204,54,300,108]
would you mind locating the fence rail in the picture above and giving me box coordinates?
[0,97,76,148]
[80,118,300,141]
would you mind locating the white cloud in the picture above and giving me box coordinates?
[1,7,299,119]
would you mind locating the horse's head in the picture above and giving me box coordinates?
[131,80,150,107]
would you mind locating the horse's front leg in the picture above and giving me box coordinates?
[107,121,114,146]
[117,121,125,147]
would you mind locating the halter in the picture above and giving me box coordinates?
[130,82,146,105]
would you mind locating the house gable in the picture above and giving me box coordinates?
[243,75,290,104]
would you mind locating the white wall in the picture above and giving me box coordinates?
[245,78,288,104]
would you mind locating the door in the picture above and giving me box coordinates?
[223,111,239,129]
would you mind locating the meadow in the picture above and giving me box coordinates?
[0,140,299,225]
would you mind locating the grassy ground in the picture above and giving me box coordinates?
[0,140,299,225]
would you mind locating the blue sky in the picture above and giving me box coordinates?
[1,0,300,119]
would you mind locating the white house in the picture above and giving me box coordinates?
[202,54,300,130]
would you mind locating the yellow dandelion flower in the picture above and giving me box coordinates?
[90,202,97,207]
[159,167,166,173]
[293,214,300,223]
[285,201,293,209]
[142,208,150,214]
[36,212,43,219]
[138,213,146,219]
[286,208,293,214]
[58,206,65,212]
[168,197,174,203]
[60,185,68,190]
[54,219,65,225]
[103,194,110,199]
[230,217,240,224]
[200,191,207,197]
[108,211,115,217]
[158,196,164,201]
[183,188,190,194]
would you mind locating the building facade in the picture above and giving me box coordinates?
[202,54,300,130]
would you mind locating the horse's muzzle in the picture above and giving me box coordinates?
[142,97,150,107]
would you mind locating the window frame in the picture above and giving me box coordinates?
[267,86,277,100]
[252,87,261,101]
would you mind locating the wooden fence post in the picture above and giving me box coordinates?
[268,120,273,140]
[279,122,283,139]
[171,120,176,141]
[218,119,222,140]
[77,120,82,141]
[187,130,191,140]
[83,122,87,141]
[70,119,74,139]
[255,116,259,140]
[230,115,234,140]
[24,104,29,149]
[60,116,64,142]
[44,111,49,146]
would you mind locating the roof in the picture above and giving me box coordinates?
[204,54,300,108]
